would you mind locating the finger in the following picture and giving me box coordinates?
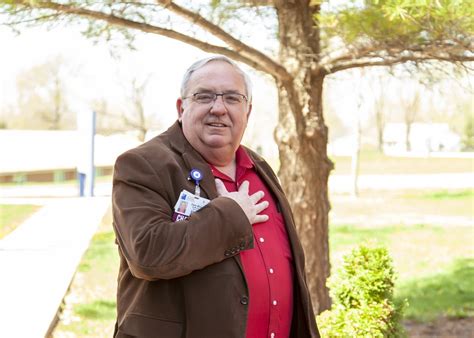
[238,180,249,195]
[254,200,269,214]
[252,214,269,224]
[215,179,228,196]
[249,190,265,204]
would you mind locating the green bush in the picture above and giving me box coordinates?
[317,243,406,337]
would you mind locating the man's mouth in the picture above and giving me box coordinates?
[207,122,227,127]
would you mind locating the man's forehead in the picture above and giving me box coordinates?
[188,61,245,84]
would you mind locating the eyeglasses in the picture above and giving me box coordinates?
[184,92,248,105]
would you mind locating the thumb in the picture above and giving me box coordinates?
[215,178,228,196]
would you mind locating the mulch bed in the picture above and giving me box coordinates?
[404,317,474,338]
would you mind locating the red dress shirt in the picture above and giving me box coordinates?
[210,146,294,338]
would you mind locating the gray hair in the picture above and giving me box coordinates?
[180,55,253,102]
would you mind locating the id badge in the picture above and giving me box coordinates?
[173,189,210,222]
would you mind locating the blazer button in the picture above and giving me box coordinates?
[240,296,249,305]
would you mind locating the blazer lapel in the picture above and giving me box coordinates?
[182,152,217,199]
[166,121,218,199]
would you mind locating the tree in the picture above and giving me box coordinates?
[462,111,474,151]
[399,85,422,152]
[121,76,158,142]
[93,75,160,141]
[371,74,390,153]
[2,0,472,313]
[13,55,74,129]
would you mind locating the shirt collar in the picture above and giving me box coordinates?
[236,145,254,169]
[209,146,254,181]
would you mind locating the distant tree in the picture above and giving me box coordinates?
[92,76,160,141]
[371,75,390,153]
[14,55,74,129]
[373,96,387,153]
[402,88,421,152]
[120,76,157,142]
[92,97,119,135]
[430,80,473,151]
[462,112,474,151]
[2,0,472,312]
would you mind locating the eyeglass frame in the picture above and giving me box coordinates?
[182,92,249,106]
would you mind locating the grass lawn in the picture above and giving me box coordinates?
[330,224,474,321]
[331,188,474,220]
[266,150,473,175]
[0,204,41,239]
[52,187,474,337]
[397,258,474,321]
[330,151,474,175]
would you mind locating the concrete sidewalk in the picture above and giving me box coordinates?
[0,197,110,338]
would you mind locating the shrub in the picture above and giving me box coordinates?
[317,243,406,337]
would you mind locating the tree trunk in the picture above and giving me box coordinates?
[375,109,385,153]
[377,125,384,153]
[351,119,361,197]
[406,122,411,152]
[274,0,332,314]
[275,77,332,315]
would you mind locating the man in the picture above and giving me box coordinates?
[112,55,319,338]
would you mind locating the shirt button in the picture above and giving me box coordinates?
[240,296,249,305]
[259,237,265,243]
[273,300,277,306]
[269,268,274,274]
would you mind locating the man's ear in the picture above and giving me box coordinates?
[246,103,253,119]
[176,98,185,121]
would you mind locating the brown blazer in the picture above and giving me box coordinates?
[112,121,319,338]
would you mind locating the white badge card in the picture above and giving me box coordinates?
[191,195,210,213]
[174,190,194,216]
[174,190,210,217]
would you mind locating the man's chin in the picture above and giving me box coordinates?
[201,135,232,148]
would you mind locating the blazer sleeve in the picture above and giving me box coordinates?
[112,150,254,281]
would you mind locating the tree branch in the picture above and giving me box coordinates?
[155,0,289,80]
[10,0,291,81]
[320,41,474,74]
[326,53,474,73]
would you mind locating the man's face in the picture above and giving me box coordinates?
[176,61,252,161]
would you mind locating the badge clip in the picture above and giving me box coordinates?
[190,169,203,197]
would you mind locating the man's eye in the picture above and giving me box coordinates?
[195,94,214,102]
[224,94,242,103]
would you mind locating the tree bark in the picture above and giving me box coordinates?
[274,0,332,314]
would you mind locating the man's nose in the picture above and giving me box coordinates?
[209,96,227,115]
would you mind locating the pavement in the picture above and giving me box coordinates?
[0,196,110,338]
